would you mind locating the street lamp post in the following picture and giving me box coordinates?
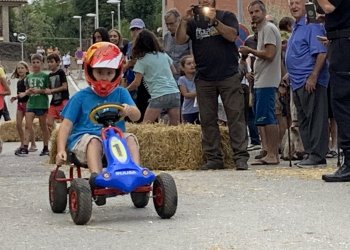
[86,13,97,29]
[107,0,121,31]
[96,0,99,28]
[111,11,115,29]
[73,15,83,80]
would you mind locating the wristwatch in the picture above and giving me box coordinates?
[212,18,219,27]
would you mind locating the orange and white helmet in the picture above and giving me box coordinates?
[84,42,124,96]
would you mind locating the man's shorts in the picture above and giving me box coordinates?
[71,133,139,165]
[254,87,278,126]
[17,102,27,113]
[26,108,48,116]
[48,99,68,120]
[148,92,180,109]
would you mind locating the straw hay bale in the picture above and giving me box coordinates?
[49,123,235,170]
[0,119,43,142]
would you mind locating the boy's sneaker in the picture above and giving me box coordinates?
[247,144,261,151]
[15,147,29,156]
[39,149,49,156]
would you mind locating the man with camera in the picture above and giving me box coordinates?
[176,0,249,171]
[314,0,350,182]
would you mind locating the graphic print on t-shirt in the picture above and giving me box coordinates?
[195,26,219,40]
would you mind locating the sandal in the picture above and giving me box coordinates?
[29,146,38,152]
[326,150,338,158]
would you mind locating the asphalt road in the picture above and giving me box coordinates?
[1,71,350,250]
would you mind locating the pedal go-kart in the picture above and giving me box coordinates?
[49,103,178,225]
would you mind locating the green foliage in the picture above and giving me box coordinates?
[10,0,162,55]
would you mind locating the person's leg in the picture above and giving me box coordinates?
[261,124,280,163]
[195,78,224,168]
[167,107,180,125]
[16,110,25,148]
[2,102,11,121]
[143,107,162,123]
[248,106,260,146]
[86,138,104,174]
[24,112,35,146]
[218,74,249,165]
[329,118,338,152]
[38,113,49,148]
[126,134,140,165]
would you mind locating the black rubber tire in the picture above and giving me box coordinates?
[49,170,68,213]
[69,179,92,225]
[131,192,150,208]
[153,173,178,219]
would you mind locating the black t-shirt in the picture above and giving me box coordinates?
[48,69,69,106]
[17,78,29,103]
[325,0,350,32]
[187,10,239,81]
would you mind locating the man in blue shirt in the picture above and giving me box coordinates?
[285,0,329,167]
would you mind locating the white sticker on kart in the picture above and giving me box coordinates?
[110,137,128,163]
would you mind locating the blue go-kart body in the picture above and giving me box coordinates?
[95,127,156,193]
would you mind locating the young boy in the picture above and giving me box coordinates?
[55,42,141,192]
[46,53,70,132]
[16,54,50,156]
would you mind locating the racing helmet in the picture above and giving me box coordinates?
[84,42,124,96]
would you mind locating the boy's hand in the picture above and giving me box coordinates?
[31,88,42,94]
[44,88,52,95]
[120,103,130,117]
[56,151,67,166]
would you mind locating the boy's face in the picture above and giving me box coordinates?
[31,59,42,72]
[92,68,116,82]
[47,59,59,71]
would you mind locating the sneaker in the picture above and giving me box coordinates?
[255,150,267,160]
[89,173,106,206]
[15,147,29,156]
[296,158,327,168]
[39,149,49,156]
[200,161,224,170]
[326,150,338,159]
[247,144,261,151]
[235,161,248,170]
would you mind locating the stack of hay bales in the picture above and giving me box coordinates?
[0,119,43,142]
[49,123,235,170]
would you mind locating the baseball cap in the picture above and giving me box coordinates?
[129,18,145,30]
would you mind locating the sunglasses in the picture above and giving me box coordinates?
[130,27,141,31]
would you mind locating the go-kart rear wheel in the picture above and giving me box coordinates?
[69,179,92,225]
[49,170,68,213]
[153,173,178,219]
[131,192,150,208]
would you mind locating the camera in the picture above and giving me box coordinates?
[192,5,210,22]
[305,2,317,23]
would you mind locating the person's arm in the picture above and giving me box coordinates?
[205,8,237,42]
[176,7,193,44]
[179,84,196,99]
[126,73,143,91]
[46,82,68,95]
[240,44,277,62]
[316,0,336,14]
[305,53,327,93]
[120,104,141,122]
[56,118,73,165]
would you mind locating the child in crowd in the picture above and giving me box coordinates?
[16,54,50,156]
[178,55,199,124]
[10,61,37,153]
[62,52,71,76]
[55,42,141,197]
[127,29,180,125]
[46,53,70,132]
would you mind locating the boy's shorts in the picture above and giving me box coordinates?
[254,87,278,126]
[17,102,27,113]
[26,108,48,116]
[71,133,139,165]
[148,92,180,109]
[48,100,68,120]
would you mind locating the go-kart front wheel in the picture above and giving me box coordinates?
[153,173,178,219]
[131,192,150,208]
[49,170,68,213]
[69,179,92,225]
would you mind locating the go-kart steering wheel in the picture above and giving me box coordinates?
[89,103,124,127]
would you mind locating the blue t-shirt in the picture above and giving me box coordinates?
[285,17,329,91]
[178,76,199,114]
[61,87,136,150]
[133,52,179,99]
